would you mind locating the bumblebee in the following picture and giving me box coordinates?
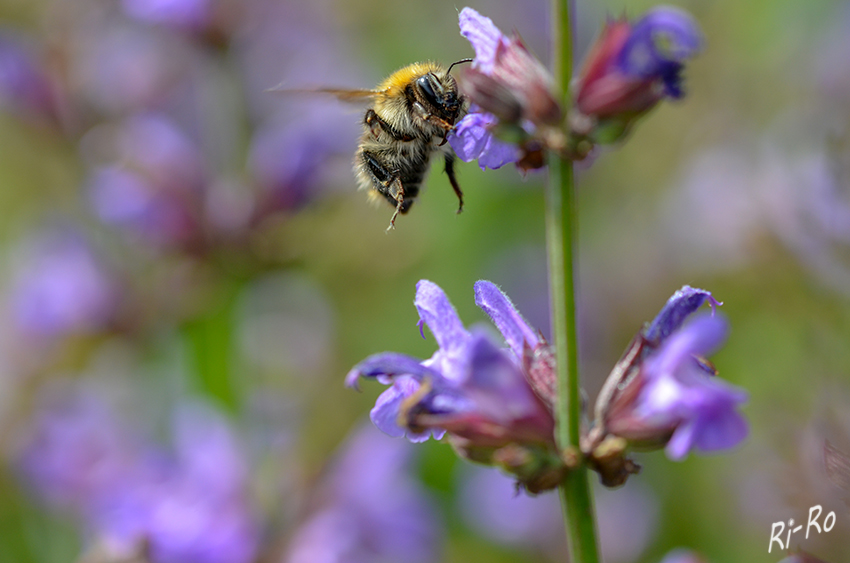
[304,59,471,229]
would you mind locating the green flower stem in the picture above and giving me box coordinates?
[184,277,241,413]
[547,0,601,561]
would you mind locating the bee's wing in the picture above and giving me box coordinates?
[266,85,382,104]
[824,440,850,494]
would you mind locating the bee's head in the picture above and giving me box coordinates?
[414,72,462,123]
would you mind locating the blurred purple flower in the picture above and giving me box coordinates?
[122,0,212,31]
[71,22,191,114]
[9,229,117,339]
[85,113,204,245]
[247,106,351,214]
[458,465,658,562]
[233,1,364,218]
[618,9,702,98]
[347,280,554,449]
[285,423,441,563]
[0,30,59,122]
[458,465,561,547]
[600,286,748,460]
[658,549,708,563]
[15,386,143,511]
[16,387,259,563]
[89,166,195,245]
[223,0,422,231]
[135,404,258,563]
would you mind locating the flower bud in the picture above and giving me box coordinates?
[573,7,702,142]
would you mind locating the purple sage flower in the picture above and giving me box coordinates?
[9,229,117,339]
[459,464,659,563]
[573,7,701,143]
[458,465,562,548]
[85,113,205,246]
[16,386,259,563]
[456,7,560,126]
[0,30,59,122]
[449,109,521,170]
[285,423,441,563]
[15,385,144,512]
[599,286,748,460]
[121,0,213,31]
[347,280,554,451]
[71,22,192,115]
[448,7,558,171]
[658,550,708,563]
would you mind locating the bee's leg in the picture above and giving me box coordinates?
[411,102,454,133]
[427,115,454,131]
[444,154,463,214]
[366,109,415,142]
[362,150,405,230]
[365,109,383,138]
[386,177,406,231]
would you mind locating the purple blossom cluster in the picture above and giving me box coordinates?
[0,0,357,257]
[347,280,554,449]
[349,280,748,490]
[0,2,440,562]
[284,424,441,563]
[0,0,362,358]
[448,6,703,170]
[594,286,748,462]
[8,228,118,341]
[16,387,259,563]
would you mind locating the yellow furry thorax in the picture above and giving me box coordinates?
[375,61,447,97]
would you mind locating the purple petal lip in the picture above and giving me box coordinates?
[646,314,728,377]
[447,112,520,170]
[474,280,539,358]
[462,330,539,421]
[345,352,437,389]
[415,280,469,352]
[645,285,719,344]
[639,313,749,460]
[458,7,505,74]
[371,377,417,439]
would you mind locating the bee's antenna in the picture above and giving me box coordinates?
[447,58,473,75]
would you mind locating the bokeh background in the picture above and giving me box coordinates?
[0,0,848,561]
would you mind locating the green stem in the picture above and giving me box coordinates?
[547,0,600,561]
[184,277,241,413]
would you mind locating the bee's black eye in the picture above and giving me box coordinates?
[416,75,441,109]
